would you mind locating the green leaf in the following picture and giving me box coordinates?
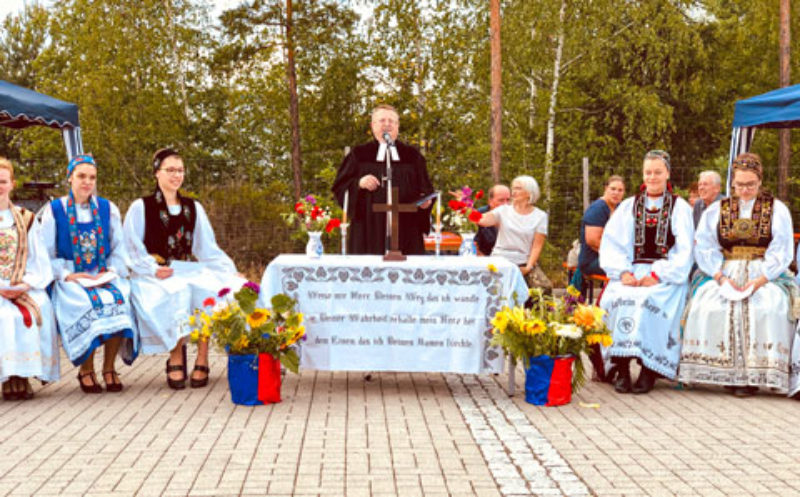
[280,348,300,374]
[271,293,294,313]
[235,286,258,314]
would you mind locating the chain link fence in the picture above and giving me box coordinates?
[11,156,798,286]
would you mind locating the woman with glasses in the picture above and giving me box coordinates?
[124,148,244,390]
[680,153,798,397]
[41,155,138,393]
[599,150,694,394]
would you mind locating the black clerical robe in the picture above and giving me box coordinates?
[332,140,434,255]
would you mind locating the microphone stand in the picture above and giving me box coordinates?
[383,138,394,255]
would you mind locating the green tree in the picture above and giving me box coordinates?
[26,0,214,199]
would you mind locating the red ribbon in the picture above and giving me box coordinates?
[13,301,32,328]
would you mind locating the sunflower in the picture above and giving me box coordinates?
[524,319,546,335]
[491,308,510,333]
[247,309,269,328]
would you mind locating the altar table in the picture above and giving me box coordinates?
[259,255,529,374]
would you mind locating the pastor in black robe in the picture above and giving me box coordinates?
[332,140,434,255]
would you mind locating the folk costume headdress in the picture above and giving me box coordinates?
[731,152,763,180]
[152,147,180,173]
[67,154,95,178]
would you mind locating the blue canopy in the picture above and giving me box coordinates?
[0,80,83,158]
[0,80,79,129]
[732,84,800,129]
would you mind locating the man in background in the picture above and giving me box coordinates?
[475,184,510,256]
[693,170,723,227]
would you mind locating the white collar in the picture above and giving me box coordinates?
[376,143,400,162]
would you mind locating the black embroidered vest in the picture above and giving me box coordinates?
[717,192,773,251]
[633,192,677,264]
[142,190,197,266]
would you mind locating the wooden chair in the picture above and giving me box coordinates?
[585,273,609,304]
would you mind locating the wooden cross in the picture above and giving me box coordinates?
[372,187,418,261]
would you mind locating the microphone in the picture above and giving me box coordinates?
[382,131,395,146]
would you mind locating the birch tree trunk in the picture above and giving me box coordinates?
[543,0,566,210]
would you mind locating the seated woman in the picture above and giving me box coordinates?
[0,158,59,400]
[680,153,798,397]
[40,155,138,393]
[124,148,244,390]
[599,150,694,394]
[477,175,550,292]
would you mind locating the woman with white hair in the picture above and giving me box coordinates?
[477,175,549,289]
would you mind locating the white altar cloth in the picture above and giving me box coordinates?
[259,255,529,374]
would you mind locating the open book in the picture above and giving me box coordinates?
[718,280,754,301]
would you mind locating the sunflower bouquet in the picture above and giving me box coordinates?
[186,282,305,373]
[489,286,612,391]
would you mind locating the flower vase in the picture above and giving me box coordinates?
[227,353,282,405]
[524,355,575,406]
[458,232,476,256]
[305,231,323,258]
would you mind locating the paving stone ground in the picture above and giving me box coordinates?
[0,351,799,496]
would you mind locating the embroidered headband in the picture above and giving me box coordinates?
[731,153,763,180]
[644,149,671,170]
[67,154,96,177]
[152,148,180,173]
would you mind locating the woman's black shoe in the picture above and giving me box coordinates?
[103,370,123,393]
[732,386,758,398]
[190,365,210,389]
[614,374,631,393]
[77,371,103,394]
[2,379,15,400]
[166,359,186,390]
[632,367,657,394]
[20,378,34,400]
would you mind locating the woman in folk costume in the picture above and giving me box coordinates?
[0,159,58,400]
[680,153,799,397]
[40,155,138,393]
[599,150,694,394]
[124,148,244,390]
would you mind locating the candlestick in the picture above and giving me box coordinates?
[436,192,441,231]
[340,223,349,255]
[342,190,349,225]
